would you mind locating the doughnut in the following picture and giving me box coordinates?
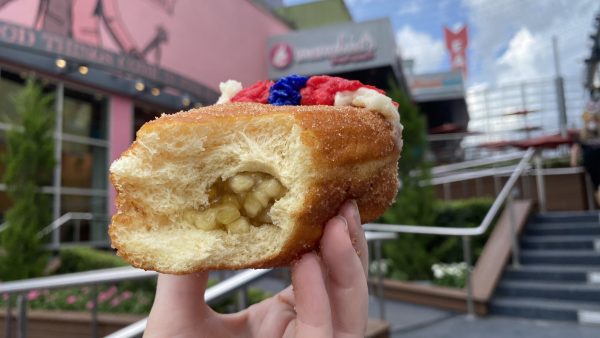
[108,75,402,273]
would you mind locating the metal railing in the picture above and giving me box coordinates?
[364,147,538,318]
[1,212,111,249]
[0,231,396,338]
[38,212,111,250]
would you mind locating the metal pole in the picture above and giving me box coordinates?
[236,286,249,311]
[374,240,386,321]
[52,82,64,248]
[534,154,547,212]
[75,219,81,243]
[493,173,501,197]
[16,295,26,338]
[508,190,521,268]
[462,236,475,319]
[91,284,98,338]
[584,172,597,211]
[443,183,451,201]
[552,36,568,138]
[5,294,12,338]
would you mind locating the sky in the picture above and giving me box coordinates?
[283,0,600,88]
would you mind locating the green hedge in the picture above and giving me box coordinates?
[57,247,127,274]
[382,198,495,281]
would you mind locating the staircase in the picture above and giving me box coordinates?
[490,211,600,324]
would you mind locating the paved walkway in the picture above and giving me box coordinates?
[248,274,600,338]
[368,296,600,338]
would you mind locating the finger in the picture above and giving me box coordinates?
[292,252,334,338]
[146,272,212,334]
[321,216,368,337]
[338,200,368,277]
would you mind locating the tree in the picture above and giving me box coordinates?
[0,79,54,280]
[378,83,438,280]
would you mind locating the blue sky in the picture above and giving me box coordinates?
[283,0,599,88]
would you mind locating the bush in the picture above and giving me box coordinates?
[0,79,55,281]
[57,247,127,274]
[383,198,494,281]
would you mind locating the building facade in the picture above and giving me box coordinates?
[0,0,289,239]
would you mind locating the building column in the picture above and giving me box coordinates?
[108,95,134,216]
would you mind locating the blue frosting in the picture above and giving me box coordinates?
[268,74,309,106]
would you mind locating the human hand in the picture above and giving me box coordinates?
[144,200,368,338]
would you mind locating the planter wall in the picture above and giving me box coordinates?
[0,309,142,338]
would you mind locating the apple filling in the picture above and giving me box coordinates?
[182,172,286,233]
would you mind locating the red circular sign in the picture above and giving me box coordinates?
[270,42,293,70]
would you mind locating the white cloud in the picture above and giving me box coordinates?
[396,1,421,16]
[463,0,599,85]
[495,28,544,83]
[396,25,446,74]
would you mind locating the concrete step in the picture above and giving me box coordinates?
[520,250,600,266]
[532,212,600,224]
[520,236,599,250]
[503,265,600,283]
[495,281,600,303]
[490,297,600,324]
[524,224,600,237]
[525,222,600,229]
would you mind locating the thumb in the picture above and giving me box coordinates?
[147,272,211,332]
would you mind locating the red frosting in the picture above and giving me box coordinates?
[300,75,388,106]
[230,75,398,107]
[231,80,273,103]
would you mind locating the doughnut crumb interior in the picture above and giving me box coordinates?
[109,102,401,273]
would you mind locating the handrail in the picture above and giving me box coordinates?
[366,147,535,238]
[37,212,94,238]
[102,231,396,338]
[429,151,525,176]
[364,147,538,318]
[0,267,156,294]
[103,269,272,338]
[1,231,396,338]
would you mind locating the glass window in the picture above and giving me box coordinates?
[61,142,107,189]
[63,89,107,140]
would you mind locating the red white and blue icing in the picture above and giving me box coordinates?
[216,74,403,145]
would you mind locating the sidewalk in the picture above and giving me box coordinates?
[368,297,600,338]
[249,275,600,338]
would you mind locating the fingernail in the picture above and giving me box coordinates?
[350,199,361,225]
[335,215,348,233]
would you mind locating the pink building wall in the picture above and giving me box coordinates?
[0,0,290,90]
[108,95,133,215]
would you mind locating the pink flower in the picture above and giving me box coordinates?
[121,291,133,300]
[66,295,77,304]
[98,285,118,303]
[81,287,90,295]
[110,297,121,307]
[26,290,40,301]
[86,301,94,310]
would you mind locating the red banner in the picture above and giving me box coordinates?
[444,25,468,77]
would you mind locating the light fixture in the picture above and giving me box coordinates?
[151,87,160,96]
[134,80,145,92]
[55,58,67,69]
[181,94,191,107]
[78,65,89,75]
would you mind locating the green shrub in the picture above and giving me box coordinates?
[382,198,494,281]
[57,247,127,274]
[0,79,54,281]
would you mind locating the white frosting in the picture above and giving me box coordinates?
[335,88,403,145]
[216,80,243,104]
